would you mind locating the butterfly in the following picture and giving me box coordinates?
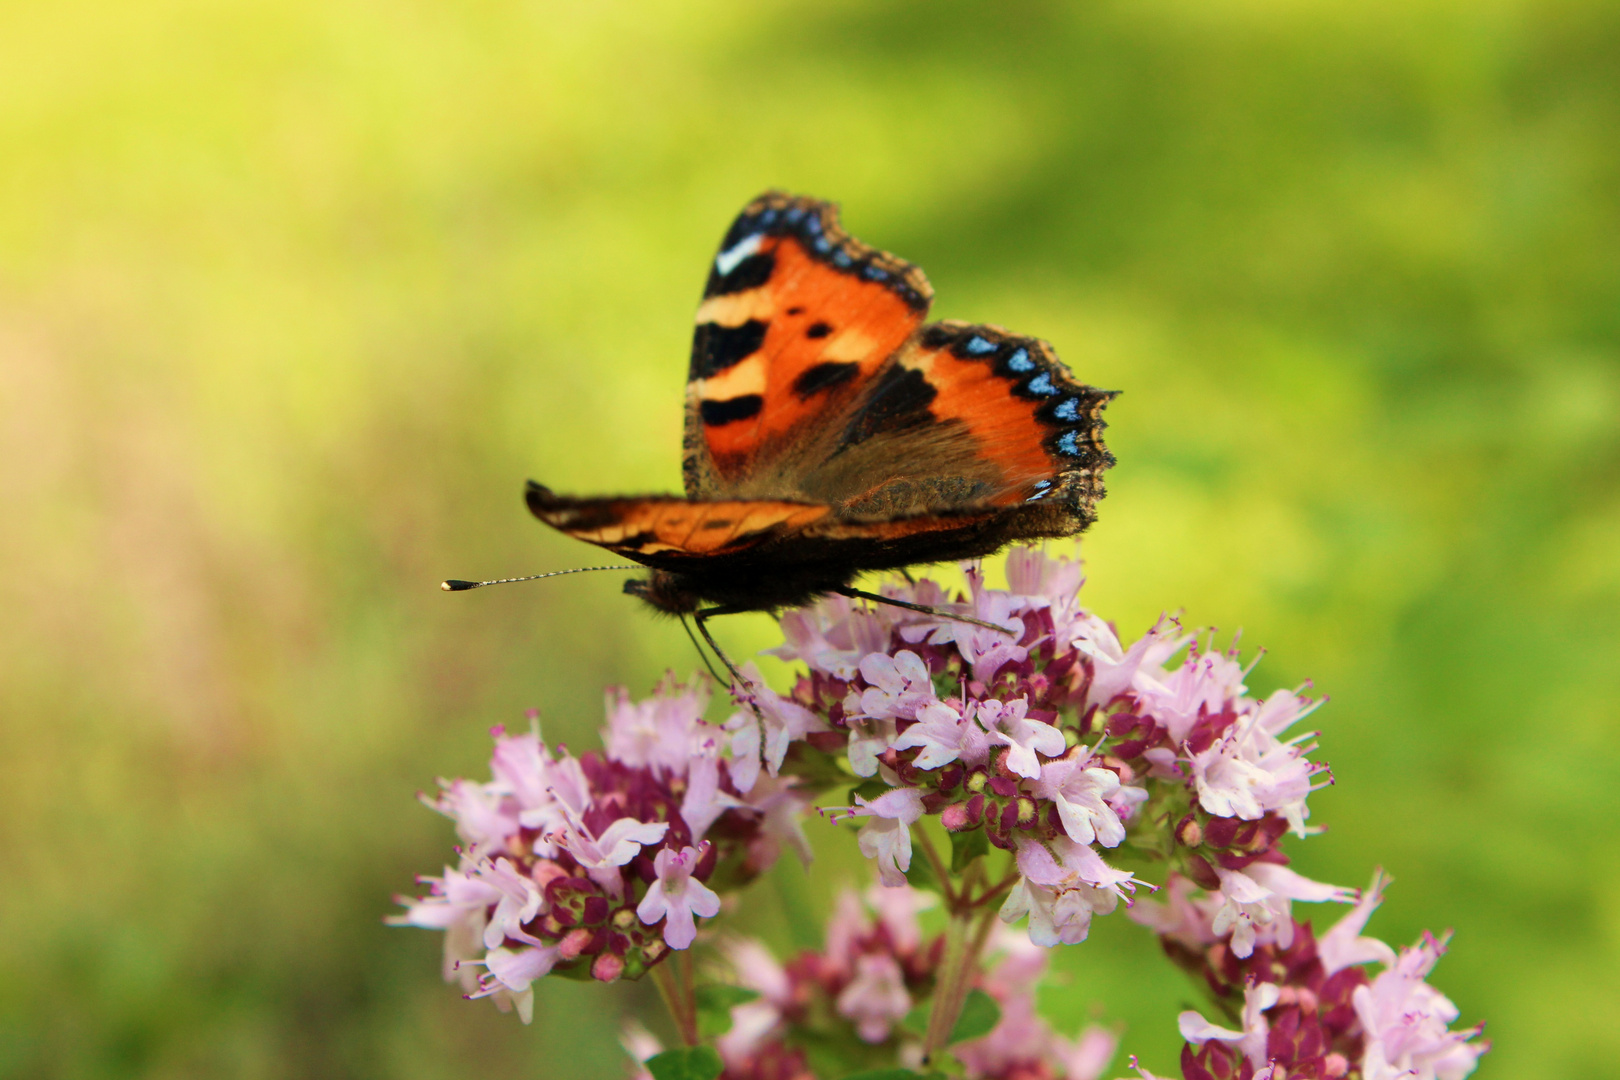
[520,192,1116,654]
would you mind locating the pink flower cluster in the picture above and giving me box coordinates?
[773,549,1333,950]
[390,678,807,1022]
[1128,872,1488,1080]
[625,883,1117,1080]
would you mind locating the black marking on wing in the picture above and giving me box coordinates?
[792,361,860,399]
[700,395,764,426]
[806,321,832,339]
[707,192,932,313]
[704,252,775,298]
[841,364,937,445]
[691,320,768,378]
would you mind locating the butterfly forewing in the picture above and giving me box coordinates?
[684,193,932,499]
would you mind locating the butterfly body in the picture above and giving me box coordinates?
[528,192,1117,618]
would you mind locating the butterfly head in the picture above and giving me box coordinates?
[623,571,701,616]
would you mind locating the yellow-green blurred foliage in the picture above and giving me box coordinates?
[2,1,1616,1076]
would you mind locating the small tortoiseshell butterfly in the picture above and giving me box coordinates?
[521,192,1116,635]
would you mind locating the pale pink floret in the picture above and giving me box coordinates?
[1002,837,1139,947]
[1077,613,1188,710]
[836,951,912,1043]
[835,787,926,887]
[1179,981,1280,1070]
[1190,687,1324,837]
[1135,640,1250,745]
[718,939,791,1062]
[822,888,871,979]
[1126,873,1221,950]
[726,661,829,792]
[477,856,547,949]
[975,697,1065,779]
[898,567,1028,682]
[1059,1026,1119,1080]
[853,650,938,720]
[770,593,900,678]
[1318,870,1399,974]
[429,778,520,859]
[740,773,814,867]
[864,881,933,954]
[553,813,669,896]
[1005,545,1086,634]
[469,943,562,1024]
[1355,934,1487,1080]
[388,864,501,986]
[890,700,977,770]
[1212,863,1353,958]
[602,678,711,777]
[488,729,552,813]
[636,844,721,950]
[680,752,742,843]
[1033,749,1128,847]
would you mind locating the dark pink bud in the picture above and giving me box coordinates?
[941,802,971,831]
[558,928,594,960]
[591,952,624,982]
[1185,853,1221,891]
[1204,815,1239,849]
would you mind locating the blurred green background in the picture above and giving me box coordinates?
[2,1,1616,1076]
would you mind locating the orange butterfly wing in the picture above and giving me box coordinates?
[526,483,833,566]
[683,193,932,498]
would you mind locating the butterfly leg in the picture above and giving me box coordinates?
[692,605,757,692]
[679,614,725,685]
[833,586,1018,637]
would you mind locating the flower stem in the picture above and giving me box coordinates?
[912,823,957,908]
[922,903,998,1062]
[651,958,698,1047]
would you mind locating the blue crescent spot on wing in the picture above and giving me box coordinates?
[1056,431,1081,456]
[1006,348,1034,372]
[1027,372,1057,396]
[1053,397,1080,421]
[963,335,997,356]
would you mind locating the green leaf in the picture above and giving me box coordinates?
[848,777,891,804]
[695,984,760,1038]
[899,989,1003,1046]
[948,826,988,873]
[902,845,942,894]
[645,1047,724,1080]
[948,989,1002,1044]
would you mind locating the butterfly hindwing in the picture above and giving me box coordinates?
[684,193,933,498]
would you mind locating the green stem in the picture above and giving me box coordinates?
[651,959,698,1047]
[912,824,957,908]
[922,903,999,1063]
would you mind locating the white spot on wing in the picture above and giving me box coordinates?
[715,232,764,276]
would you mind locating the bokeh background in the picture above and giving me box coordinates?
[3,1,1616,1076]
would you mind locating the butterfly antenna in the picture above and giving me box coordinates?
[835,586,1018,637]
[441,566,635,591]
